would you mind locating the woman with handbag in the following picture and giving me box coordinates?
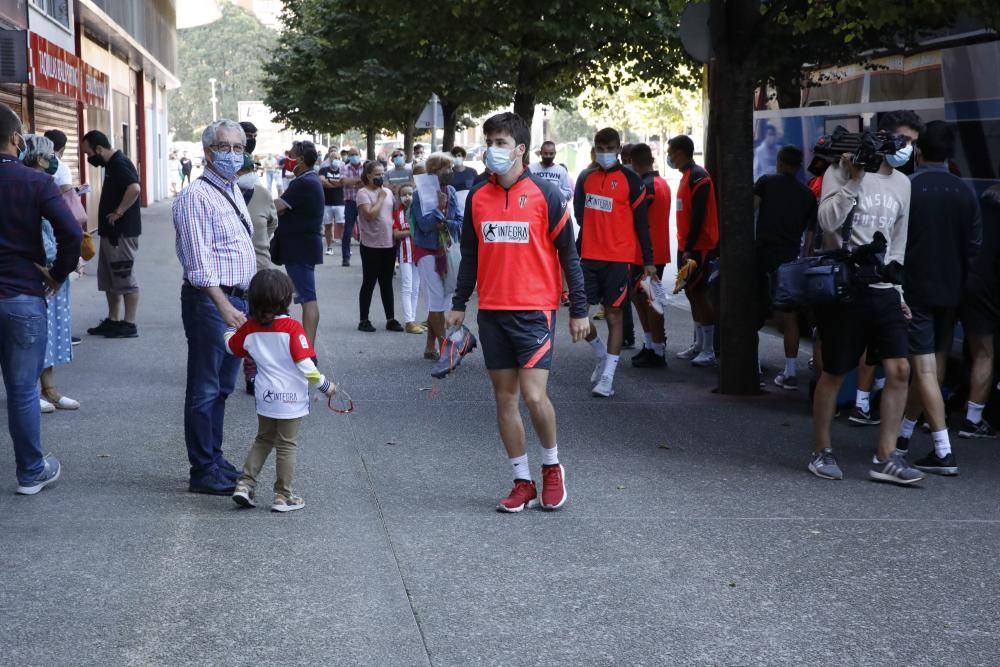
[23,135,79,412]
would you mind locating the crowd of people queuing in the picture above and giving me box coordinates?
[3,102,1000,511]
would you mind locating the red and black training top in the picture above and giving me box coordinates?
[676,161,719,253]
[637,171,672,266]
[452,171,588,319]
[574,164,653,266]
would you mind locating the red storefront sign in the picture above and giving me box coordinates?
[28,32,109,109]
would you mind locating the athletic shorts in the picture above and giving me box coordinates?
[683,248,718,292]
[581,260,630,308]
[961,288,1000,337]
[907,306,955,356]
[324,205,345,226]
[285,262,317,304]
[814,287,908,376]
[478,309,557,370]
[97,235,139,294]
[630,264,665,288]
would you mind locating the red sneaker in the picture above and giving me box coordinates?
[540,464,567,510]
[496,479,539,513]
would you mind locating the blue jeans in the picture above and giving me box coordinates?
[0,294,47,483]
[181,286,246,477]
[343,200,358,261]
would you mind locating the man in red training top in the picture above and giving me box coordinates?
[668,134,719,367]
[629,142,672,369]
[575,127,656,398]
[447,112,589,513]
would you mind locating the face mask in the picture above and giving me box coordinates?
[392,156,404,168]
[596,152,618,169]
[350,155,361,166]
[45,157,59,176]
[541,157,554,167]
[15,134,26,161]
[454,157,464,168]
[666,156,676,170]
[331,159,343,169]
[237,173,258,190]
[87,154,105,168]
[885,144,913,169]
[372,176,384,187]
[284,158,297,171]
[212,150,244,181]
[245,137,256,154]
[485,146,517,176]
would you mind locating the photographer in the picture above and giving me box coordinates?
[896,121,981,474]
[809,111,925,485]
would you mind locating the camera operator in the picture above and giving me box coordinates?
[809,110,925,485]
[896,121,981,474]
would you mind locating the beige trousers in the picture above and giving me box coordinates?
[239,415,301,497]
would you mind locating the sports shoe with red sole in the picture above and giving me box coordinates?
[496,479,539,513]
[540,463,567,509]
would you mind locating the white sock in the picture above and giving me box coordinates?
[643,332,654,349]
[856,390,871,412]
[651,341,665,356]
[932,429,952,457]
[784,357,797,378]
[701,325,715,353]
[541,445,559,466]
[693,324,702,348]
[589,336,607,360]
[967,401,985,424]
[510,454,531,481]
[873,376,886,392]
[898,417,917,440]
[603,354,620,379]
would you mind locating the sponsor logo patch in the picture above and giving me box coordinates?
[585,194,613,213]
[482,221,530,244]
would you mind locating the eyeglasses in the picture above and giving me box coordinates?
[209,143,245,154]
[327,386,354,414]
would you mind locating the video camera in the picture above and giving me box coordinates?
[813,126,907,173]
[848,231,904,286]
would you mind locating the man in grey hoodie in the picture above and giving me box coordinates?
[809,110,925,486]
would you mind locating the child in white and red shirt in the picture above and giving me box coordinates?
[224,269,337,512]
[392,184,423,333]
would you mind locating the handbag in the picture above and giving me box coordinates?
[80,231,96,261]
[771,204,856,309]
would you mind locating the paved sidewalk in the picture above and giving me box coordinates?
[2,199,999,666]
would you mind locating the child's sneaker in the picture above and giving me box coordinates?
[232,481,257,508]
[271,493,305,512]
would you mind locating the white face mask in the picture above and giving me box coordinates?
[236,173,258,190]
[454,157,464,168]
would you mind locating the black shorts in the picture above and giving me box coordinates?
[582,260,630,308]
[683,248,718,292]
[815,287,909,376]
[478,309,557,370]
[961,288,1000,337]
[908,306,955,356]
[630,264,666,287]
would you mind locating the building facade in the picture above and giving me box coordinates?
[0,0,178,227]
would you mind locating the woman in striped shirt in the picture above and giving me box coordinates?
[393,184,424,334]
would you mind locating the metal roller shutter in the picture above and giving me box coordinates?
[0,84,24,120]
[32,92,80,187]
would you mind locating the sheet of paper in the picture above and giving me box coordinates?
[414,174,440,217]
[455,189,469,218]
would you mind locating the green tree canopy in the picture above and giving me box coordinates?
[168,4,276,141]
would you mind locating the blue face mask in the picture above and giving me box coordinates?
[393,156,404,168]
[666,156,676,170]
[485,146,516,175]
[885,143,913,169]
[15,134,26,161]
[212,150,244,181]
[596,152,618,169]
[350,155,361,166]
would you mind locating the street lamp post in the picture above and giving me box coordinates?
[208,78,218,122]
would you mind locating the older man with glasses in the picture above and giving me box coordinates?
[173,119,257,495]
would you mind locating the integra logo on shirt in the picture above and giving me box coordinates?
[262,389,299,403]
[585,194,613,213]
[482,221,530,244]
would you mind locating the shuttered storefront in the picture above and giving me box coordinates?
[0,84,25,121]
[32,91,80,186]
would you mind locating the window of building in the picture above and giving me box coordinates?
[29,0,70,29]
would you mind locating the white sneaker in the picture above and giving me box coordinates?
[324,248,336,256]
[52,396,80,410]
[590,358,605,385]
[40,398,55,413]
[592,374,615,398]
[691,350,717,367]
[676,343,699,360]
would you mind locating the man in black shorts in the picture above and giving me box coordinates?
[895,121,980,474]
[959,167,1000,440]
[447,112,588,513]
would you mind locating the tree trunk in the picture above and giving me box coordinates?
[403,118,415,162]
[513,90,536,127]
[711,0,763,395]
[365,126,377,160]
[441,101,460,152]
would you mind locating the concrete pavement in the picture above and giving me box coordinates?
[2,199,1000,666]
